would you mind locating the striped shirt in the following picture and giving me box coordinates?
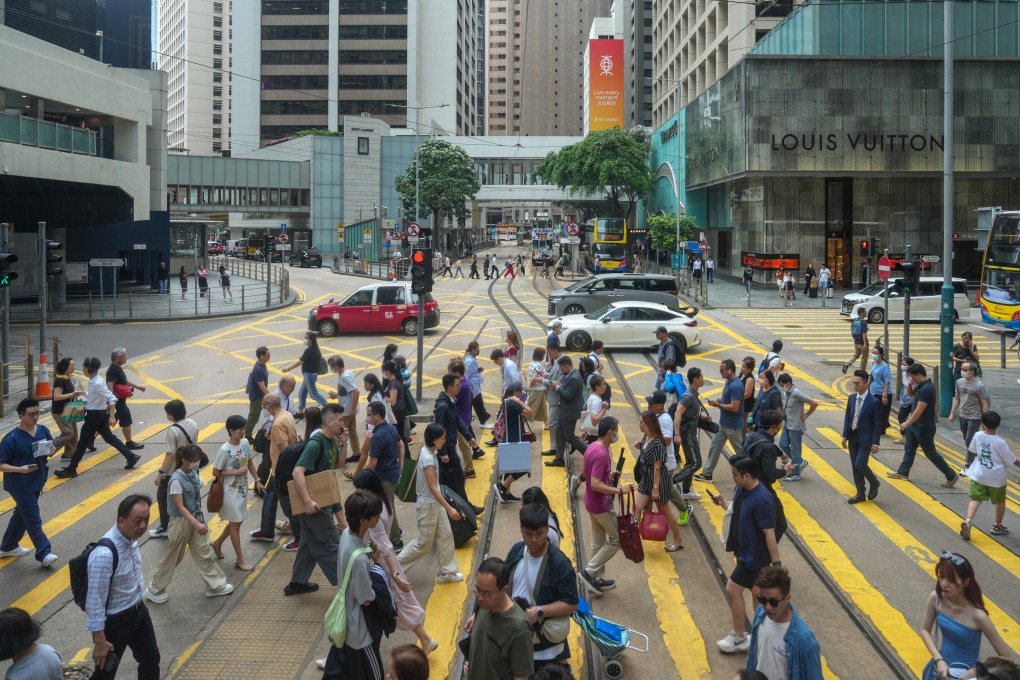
[85,526,145,631]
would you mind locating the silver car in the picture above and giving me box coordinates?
[547,273,679,316]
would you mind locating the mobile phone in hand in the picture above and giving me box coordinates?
[104,652,120,672]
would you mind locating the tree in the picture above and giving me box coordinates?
[647,213,697,253]
[533,128,652,219]
[395,139,480,241]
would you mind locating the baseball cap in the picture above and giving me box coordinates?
[646,390,668,405]
[654,326,668,335]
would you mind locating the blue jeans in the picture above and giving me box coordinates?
[298,371,327,409]
[897,424,954,479]
[1,490,52,561]
[959,417,981,465]
[779,427,805,470]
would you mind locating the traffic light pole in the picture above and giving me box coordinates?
[1,223,10,399]
[38,221,47,362]
[938,0,956,417]
[903,244,912,358]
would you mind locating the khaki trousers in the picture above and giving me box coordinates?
[585,510,620,578]
[457,432,474,473]
[149,517,227,595]
[54,418,78,456]
[397,502,458,576]
[342,414,361,456]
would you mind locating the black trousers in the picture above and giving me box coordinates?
[323,640,382,680]
[472,392,490,424]
[156,474,170,531]
[89,603,160,680]
[439,442,469,505]
[65,410,133,472]
[555,417,585,462]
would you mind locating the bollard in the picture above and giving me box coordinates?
[1001,332,1007,369]
[932,364,939,415]
[241,285,245,311]
[128,290,133,318]
[25,335,34,398]
[88,291,93,319]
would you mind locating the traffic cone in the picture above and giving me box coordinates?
[35,352,52,399]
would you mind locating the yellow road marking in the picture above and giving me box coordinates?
[129,364,185,402]
[71,647,92,664]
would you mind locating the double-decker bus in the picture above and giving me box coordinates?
[979,210,1020,329]
[584,217,628,272]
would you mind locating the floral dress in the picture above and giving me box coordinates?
[214,439,251,523]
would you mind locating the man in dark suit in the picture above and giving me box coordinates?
[546,355,584,468]
[841,370,882,504]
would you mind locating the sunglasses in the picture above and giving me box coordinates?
[940,550,966,566]
[756,594,786,608]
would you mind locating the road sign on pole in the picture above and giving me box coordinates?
[877,255,891,281]
[920,255,941,263]
[89,258,125,267]
[566,222,580,236]
[406,222,421,237]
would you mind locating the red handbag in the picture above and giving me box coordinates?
[617,489,644,563]
[113,384,134,400]
[639,501,669,542]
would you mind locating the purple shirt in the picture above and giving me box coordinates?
[457,378,473,427]
[583,441,613,514]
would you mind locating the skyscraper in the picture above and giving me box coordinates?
[486,0,612,136]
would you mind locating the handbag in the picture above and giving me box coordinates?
[521,418,537,443]
[698,406,720,434]
[325,546,373,647]
[617,489,644,563]
[253,426,269,454]
[491,403,506,441]
[112,384,134,400]
[318,357,329,375]
[639,501,669,542]
[403,385,419,416]
[396,455,418,502]
[207,477,224,514]
[581,411,598,435]
[62,400,86,423]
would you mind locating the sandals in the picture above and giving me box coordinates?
[213,546,224,560]
[665,543,684,553]
[235,561,254,572]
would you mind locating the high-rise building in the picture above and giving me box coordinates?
[158,0,230,156]
[2,0,151,68]
[486,0,612,136]
[651,0,794,126]
[625,0,653,129]
[230,0,478,154]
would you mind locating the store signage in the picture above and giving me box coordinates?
[770,133,945,153]
[660,119,679,144]
[741,252,801,270]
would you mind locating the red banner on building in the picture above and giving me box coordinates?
[588,39,624,132]
[741,252,801,270]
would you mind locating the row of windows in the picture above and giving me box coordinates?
[338,100,408,117]
[262,25,329,40]
[261,75,328,89]
[260,100,330,115]
[339,49,407,64]
[339,0,407,13]
[262,50,329,65]
[340,75,406,89]
[262,1,327,15]
[260,49,410,66]
[338,25,407,39]
[170,186,310,207]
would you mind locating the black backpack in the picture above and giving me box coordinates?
[670,338,687,368]
[69,538,118,611]
[274,438,314,496]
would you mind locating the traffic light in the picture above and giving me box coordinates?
[860,239,870,257]
[895,260,917,294]
[870,237,879,255]
[44,241,63,279]
[410,247,432,295]
[0,250,18,287]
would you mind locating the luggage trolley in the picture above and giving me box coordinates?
[573,598,649,678]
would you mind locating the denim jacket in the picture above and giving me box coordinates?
[746,603,823,680]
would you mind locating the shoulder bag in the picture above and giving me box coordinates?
[325,546,374,647]
[317,356,329,375]
[522,554,570,645]
[207,475,224,514]
[172,424,209,467]
[62,400,87,423]
[521,417,537,443]
[396,454,418,502]
[581,410,599,435]
[617,489,645,563]
[698,405,720,434]
[403,384,419,416]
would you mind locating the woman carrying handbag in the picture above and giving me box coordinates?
[494,381,533,504]
[632,411,683,552]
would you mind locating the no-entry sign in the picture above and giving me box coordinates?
[878,255,891,281]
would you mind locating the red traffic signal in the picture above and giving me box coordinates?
[859,239,869,257]
[412,250,426,264]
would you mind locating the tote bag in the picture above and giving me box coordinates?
[617,489,644,563]
[396,455,418,502]
[639,501,669,542]
[62,400,87,423]
[207,477,224,514]
[325,546,373,647]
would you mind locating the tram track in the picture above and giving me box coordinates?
[609,349,914,680]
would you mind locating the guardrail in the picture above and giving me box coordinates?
[331,256,409,280]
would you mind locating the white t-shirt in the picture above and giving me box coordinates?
[967,431,1017,488]
[755,615,791,680]
[656,411,677,470]
[512,552,565,661]
[587,394,603,418]
[415,446,439,505]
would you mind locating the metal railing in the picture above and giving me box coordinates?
[0,112,99,156]
[331,255,410,280]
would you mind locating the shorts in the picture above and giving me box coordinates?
[114,399,133,427]
[730,563,762,590]
[968,480,1006,504]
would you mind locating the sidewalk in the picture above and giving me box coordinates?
[679,271,846,310]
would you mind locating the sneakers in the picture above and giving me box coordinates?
[437,571,464,584]
[886,471,909,480]
[960,520,972,541]
[681,490,703,500]
[677,507,692,527]
[41,553,58,568]
[495,483,510,503]
[595,577,616,591]
[991,524,1010,536]
[124,453,141,470]
[125,441,145,450]
[959,469,969,478]
[0,546,31,557]
[282,539,299,552]
[579,569,603,595]
[783,474,802,482]
[798,460,810,474]
[316,659,327,671]
[284,581,319,596]
[143,588,169,604]
[249,530,274,542]
[205,583,235,598]
[841,363,849,374]
[570,475,582,497]
[423,639,439,656]
[718,631,750,653]
[148,527,168,539]
[693,473,713,483]
[941,473,960,488]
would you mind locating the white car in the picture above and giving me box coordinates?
[549,301,701,352]
[840,277,970,323]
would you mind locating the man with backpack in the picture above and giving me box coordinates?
[655,327,686,390]
[79,494,161,679]
[842,308,870,374]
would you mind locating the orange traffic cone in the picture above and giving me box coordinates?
[35,352,52,399]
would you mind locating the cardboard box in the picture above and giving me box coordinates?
[287,469,342,515]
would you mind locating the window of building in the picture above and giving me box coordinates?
[337,25,408,40]
[214,16,222,27]
[213,30,222,41]
[261,1,328,14]
[213,86,223,97]
[338,50,408,65]
[261,25,330,40]
[262,50,329,65]
[214,2,223,12]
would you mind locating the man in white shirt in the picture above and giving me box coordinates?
[86,495,161,679]
[328,356,361,461]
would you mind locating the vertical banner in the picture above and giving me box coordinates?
[589,39,625,132]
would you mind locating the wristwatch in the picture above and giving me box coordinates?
[771,561,782,567]
[536,606,545,621]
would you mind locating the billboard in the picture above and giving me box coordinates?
[588,39,624,132]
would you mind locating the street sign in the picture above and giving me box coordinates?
[133,243,146,250]
[382,241,391,249]
[566,222,580,236]
[878,255,891,281]
[407,222,421,237]
[277,233,290,244]
[568,236,580,245]
[275,243,292,251]
[89,258,124,267]
[921,255,941,263]
[280,224,287,233]
[363,228,373,244]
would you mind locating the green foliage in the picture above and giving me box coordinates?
[395,139,481,227]
[533,128,652,219]
[647,213,697,252]
[295,128,342,137]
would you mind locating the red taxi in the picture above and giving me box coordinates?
[308,282,440,336]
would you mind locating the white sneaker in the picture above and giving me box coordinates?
[143,588,169,604]
[437,571,464,584]
[316,659,327,670]
[205,583,235,598]
[681,490,703,500]
[149,527,168,539]
[0,546,31,558]
[717,631,750,653]
[41,553,59,568]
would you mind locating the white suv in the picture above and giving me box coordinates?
[840,277,970,323]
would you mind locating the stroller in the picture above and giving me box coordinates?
[572,597,649,678]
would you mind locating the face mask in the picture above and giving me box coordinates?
[962,371,973,379]
[871,354,878,361]
[612,430,620,444]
